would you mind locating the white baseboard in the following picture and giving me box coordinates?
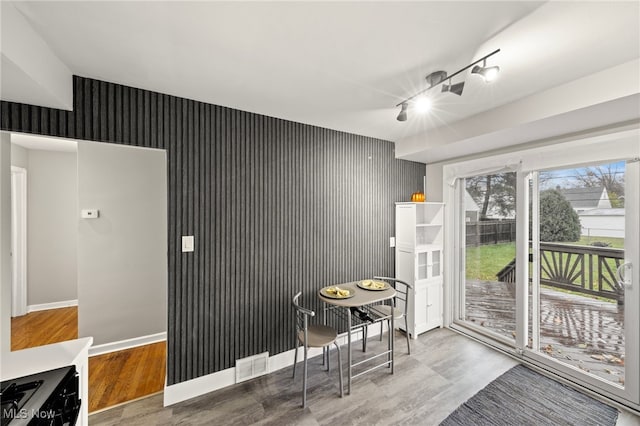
[163,324,380,407]
[27,299,78,313]
[89,332,166,357]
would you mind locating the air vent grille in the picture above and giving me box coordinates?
[236,352,269,383]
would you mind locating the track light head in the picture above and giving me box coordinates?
[442,81,465,96]
[472,60,500,83]
[425,70,448,88]
[397,102,408,121]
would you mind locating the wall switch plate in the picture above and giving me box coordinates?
[389,237,395,247]
[182,235,194,252]
[81,209,99,219]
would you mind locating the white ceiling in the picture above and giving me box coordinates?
[3,1,640,146]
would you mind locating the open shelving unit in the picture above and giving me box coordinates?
[395,202,444,337]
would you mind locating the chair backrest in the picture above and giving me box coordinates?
[373,276,412,317]
[292,291,316,346]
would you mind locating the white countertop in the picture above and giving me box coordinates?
[1,337,93,381]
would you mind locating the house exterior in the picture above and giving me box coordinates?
[557,186,625,238]
[464,190,480,222]
[559,186,611,213]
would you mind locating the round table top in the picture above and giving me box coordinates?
[317,281,396,307]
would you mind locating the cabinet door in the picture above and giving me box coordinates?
[395,205,416,249]
[396,249,416,283]
[425,281,442,330]
[412,283,428,337]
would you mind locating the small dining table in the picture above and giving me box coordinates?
[318,280,396,394]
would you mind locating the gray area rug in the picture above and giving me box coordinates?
[441,364,618,426]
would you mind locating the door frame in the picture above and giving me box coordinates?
[11,166,27,317]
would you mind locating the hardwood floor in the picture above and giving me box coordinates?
[11,306,78,350]
[89,341,166,412]
[10,307,166,413]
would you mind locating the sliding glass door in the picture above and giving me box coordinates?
[449,132,640,407]
[527,160,639,403]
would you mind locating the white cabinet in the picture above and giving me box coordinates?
[395,202,444,337]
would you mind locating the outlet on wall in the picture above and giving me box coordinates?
[182,235,194,252]
[389,237,395,247]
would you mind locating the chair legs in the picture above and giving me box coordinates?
[371,318,412,355]
[292,342,299,379]
[296,343,344,408]
[404,316,411,355]
[302,346,308,408]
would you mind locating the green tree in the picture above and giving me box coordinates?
[540,189,581,242]
[466,172,516,220]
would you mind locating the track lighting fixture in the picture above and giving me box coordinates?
[395,49,500,121]
[442,79,465,96]
[397,102,408,121]
[471,59,500,82]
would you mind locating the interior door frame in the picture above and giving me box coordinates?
[10,165,27,317]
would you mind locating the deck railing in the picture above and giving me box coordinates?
[496,242,624,302]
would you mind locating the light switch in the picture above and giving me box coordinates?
[81,209,99,219]
[389,237,395,247]
[182,235,194,252]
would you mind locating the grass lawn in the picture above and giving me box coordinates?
[465,242,515,281]
[575,236,624,249]
[466,236,625,281]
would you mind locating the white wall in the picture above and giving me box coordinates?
[27,150,78,306]
[77,142,167,346]
[1,134,12,354]
[10,143,27,169]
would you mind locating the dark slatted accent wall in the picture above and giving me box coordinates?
[1,76,424,385]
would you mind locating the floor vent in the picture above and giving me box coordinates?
[236,352,269,383]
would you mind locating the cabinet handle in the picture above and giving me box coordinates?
[427,303,433,307]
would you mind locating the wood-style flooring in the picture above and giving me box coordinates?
[10,307,166,413]
[89,328,517,425]
[89,327,639,425]
[10,306,77,350]
[89,341,166,412]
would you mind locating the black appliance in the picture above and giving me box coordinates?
[1,366,80,426]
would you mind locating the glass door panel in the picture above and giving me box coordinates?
[461,172,517,343]
[417,252,428,280]
[531,161,630,391]
[432,250,441,278]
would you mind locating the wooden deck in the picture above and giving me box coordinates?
[464,280,624,385]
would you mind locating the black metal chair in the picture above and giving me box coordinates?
[364,276,413,355]
[292,291,344,408]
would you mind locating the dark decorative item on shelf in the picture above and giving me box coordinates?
[411,192,426,202]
